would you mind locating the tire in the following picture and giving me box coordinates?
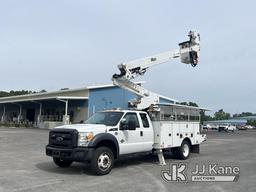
[91,147,114,175]
[53,157,73,168]
[171,147,179,157]
[175,140,191,160]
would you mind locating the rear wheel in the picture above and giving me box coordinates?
[91,147,114,175]
[174,140,191,160]
[53,158,73,168]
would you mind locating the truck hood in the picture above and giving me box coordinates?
[53,124,107,133]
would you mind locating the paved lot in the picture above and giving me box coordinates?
[0,127,255,192]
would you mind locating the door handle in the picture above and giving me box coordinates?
[140,131,143,136]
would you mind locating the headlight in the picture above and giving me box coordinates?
[78,132,94,146]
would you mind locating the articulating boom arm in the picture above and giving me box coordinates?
[112,31,200,109]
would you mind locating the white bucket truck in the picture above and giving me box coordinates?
[46,31,206,175]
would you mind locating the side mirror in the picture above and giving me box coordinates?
[119,119,136,131]
[120,120,129,130]
[128,121,136,130]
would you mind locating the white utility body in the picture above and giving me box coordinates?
[46,31,206,175]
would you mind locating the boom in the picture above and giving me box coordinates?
[112,31,200,109]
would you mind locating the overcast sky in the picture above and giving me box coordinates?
[0,0,255,115]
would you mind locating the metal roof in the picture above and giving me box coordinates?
[157,93,178,103]
[86,81,146,89]
[0,81,177,104]
[0,96,88,104]
[0,87,89,104]
[157,103,210,111]
[204,119,247,124]
[237,116,256,120]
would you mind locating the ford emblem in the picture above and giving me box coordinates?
[56,136,64,141]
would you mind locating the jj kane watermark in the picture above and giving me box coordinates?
[162,163,240,182]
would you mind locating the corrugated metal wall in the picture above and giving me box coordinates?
[88,87,136,117]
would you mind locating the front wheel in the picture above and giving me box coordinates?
[53,157,73,168]
[174,140,191,160]
[91,147,114,175]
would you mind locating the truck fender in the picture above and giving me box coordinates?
[183,137,200,153]
[88,133,119,158]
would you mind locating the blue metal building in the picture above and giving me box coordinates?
[87,84,176,117]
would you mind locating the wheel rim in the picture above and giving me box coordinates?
[98,152,111,171]
[182,144,189,157]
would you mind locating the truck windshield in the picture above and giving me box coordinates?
[85,112,124,126]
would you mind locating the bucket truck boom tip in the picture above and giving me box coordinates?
[112,30,200,110]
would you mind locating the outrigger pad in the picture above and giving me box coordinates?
[156,149,166,166]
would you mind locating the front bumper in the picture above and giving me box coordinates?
[46,145,95,162]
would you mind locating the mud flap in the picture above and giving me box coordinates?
[191,144,200,154]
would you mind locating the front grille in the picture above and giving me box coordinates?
[49,129,78,149]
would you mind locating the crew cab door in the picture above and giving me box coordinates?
[138,113,154,150]
[118,112,153,155]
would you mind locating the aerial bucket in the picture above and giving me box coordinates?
[179,31,200,67]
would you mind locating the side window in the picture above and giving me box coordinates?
[176,108,189,121]
[189,109,200,121]
[139,113,149,128]
[123,113,140,128]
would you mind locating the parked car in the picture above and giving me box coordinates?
[203,124,211,130]
[245,125,255,129]
[211,124,218,130]
[203,124,218,130]
[218,124,236,132]
[237,125,247,130]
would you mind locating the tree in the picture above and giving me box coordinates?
[247,120,256,127]
[0,91,9,97]
[233,112,255,118]
[200,110,213,123]
[214,109,230,120]
[0,90,46,97]
[179,101,198,107]
[188,102,198,107]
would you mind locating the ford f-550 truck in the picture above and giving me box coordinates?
[46,104,206,175]
[46,31,206,175]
